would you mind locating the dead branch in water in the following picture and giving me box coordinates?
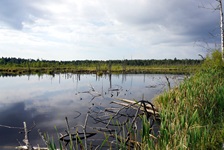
[93,99,159,148]
[0,122,48,150]
[77,84,102,102]
[165,75,171,90]
[22,122,32,150]
[112,98,159,116]
[57,98,160,149]
[2,98,159,149]
[46,98,159,149]
[0,124,24,130]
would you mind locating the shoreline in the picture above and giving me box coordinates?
[0,65,198,76]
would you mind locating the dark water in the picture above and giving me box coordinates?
[0,73,184,149]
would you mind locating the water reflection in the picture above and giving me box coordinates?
[0,73,184,149]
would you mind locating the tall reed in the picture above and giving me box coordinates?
[152,50,224,149]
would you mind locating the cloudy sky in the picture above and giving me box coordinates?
[0,0,221,60]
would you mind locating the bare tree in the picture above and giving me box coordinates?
[199,0,224,61]
[217,0,224,61]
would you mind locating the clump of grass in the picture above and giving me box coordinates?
[152,50,224,149]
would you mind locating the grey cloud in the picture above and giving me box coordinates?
[0,0,48,29]
[103,0,220,42]
[0,0,220,39]
[0,0,220,60]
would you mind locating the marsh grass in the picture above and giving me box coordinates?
[152,50,224,149]
[43,51,224,149]
[0,64,199,76]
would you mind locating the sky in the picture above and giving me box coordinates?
[0,0,222,61]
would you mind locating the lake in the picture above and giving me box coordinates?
[0,73,184,149]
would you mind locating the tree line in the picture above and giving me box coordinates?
[0,57,202,68]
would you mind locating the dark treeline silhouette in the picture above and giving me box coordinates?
[0,57,202,67]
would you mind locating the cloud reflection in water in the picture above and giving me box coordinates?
[0,73,184,147]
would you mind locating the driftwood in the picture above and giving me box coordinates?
[16,146,48,150]
[88,98,159,148]
[15,122,49,150]
[0,122,49,150]
[112,98,159,116]
[50,97,160,149]
[77,84,102,101]
[59,116,96,148]
[165,75,171,90]
[1,97,159,150]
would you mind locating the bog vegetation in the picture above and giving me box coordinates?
[35,51,223,150]
[0,57,201,75]
[1,51,223,150]
[153,50,224,149]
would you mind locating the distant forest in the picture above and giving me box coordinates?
[0,57,202,67]
[0,57,202,75]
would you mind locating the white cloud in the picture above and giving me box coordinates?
[0,0,221,60]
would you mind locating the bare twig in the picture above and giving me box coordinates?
[22,122,32,150]
[38,129,48,146]
[83,113,89,149]
[165,75,171,90]
[58,98,160,149]
[105,104,131,128]
[125,104,141,145]
[0,124,24,129]
[65,117,74,149]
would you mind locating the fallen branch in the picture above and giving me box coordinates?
[111,100,159,116]
[0,122,49,150]
[116,98,159,112]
